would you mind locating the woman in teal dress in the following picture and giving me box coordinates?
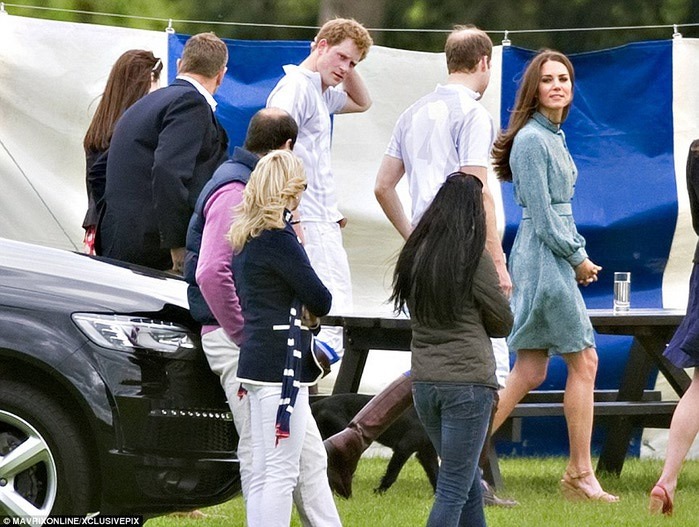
[490,50,618,502]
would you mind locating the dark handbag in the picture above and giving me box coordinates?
[313,339,340,378]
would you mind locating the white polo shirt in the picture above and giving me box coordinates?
[267,65,348,222]
[386,83,495,225]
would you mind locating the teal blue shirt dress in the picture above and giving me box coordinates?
[507,112,595,355]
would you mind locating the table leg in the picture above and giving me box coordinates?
[643,329,692,397]
[597,337,654,474]
[332,328,370,394]
[482,439,504,490]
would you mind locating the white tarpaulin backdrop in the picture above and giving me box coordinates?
[2,14,699,456]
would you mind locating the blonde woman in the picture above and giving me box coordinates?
[229,150,340,527]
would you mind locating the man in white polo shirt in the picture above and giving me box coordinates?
[324,25,517,507]
[266,18,373,356]
[375,25,509,292]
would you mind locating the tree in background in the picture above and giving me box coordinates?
[6,0,699,51]
[329,0,699,51]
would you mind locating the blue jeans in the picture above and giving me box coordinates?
[413,382,495,527]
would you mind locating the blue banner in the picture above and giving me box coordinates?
[500,41,676,308]
[497,42,676,456]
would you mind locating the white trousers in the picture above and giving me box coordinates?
[244,384,341,527]
[491,337,511,389]
[201,329,252,497]
[302,221,353,354]
[202,329,341,526]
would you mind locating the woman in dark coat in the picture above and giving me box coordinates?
[82,50,162,254]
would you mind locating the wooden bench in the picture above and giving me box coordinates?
[505,389,671,419]
[311,390,675,425]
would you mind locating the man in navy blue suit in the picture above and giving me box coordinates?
[98,32,229,273]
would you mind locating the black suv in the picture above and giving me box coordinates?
[0,238,240,518]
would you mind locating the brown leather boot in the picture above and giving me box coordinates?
[324,372,413,498]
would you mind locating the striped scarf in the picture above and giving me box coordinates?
[276,298,303,444]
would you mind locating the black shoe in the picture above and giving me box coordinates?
[481,478,519,508]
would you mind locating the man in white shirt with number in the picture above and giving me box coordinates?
[323,25,517,507]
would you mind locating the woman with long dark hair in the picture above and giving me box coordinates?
[490,50,617,502]
[391,172,512,527]
[82,49,162,254]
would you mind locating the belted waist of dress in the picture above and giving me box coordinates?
[521,203,572,219]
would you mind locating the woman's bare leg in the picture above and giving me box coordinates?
[561,347,618,501]
[653,368,699,502]
[491,350,548,433]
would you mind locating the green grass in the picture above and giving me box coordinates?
[147,457,699,526]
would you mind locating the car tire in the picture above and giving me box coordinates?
[0,378,95,517]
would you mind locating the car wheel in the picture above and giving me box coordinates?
[0,379,95,517]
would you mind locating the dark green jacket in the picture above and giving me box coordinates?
[409,252,513,387]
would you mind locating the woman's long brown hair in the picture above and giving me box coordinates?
[492,50,574,182]
[83,50,162,152]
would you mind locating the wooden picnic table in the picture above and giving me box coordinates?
[322,308,687,486]
[587,308,688,474]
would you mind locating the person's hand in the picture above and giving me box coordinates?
[496,262,513,298]
[575,258,602,286]
[301,306,320,329]
[170,247,186,275]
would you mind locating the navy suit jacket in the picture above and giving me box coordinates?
[98,78,228,270]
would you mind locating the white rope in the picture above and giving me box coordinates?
[0,136,79,251]
[502,22,699,35]
[4,2,699,37]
